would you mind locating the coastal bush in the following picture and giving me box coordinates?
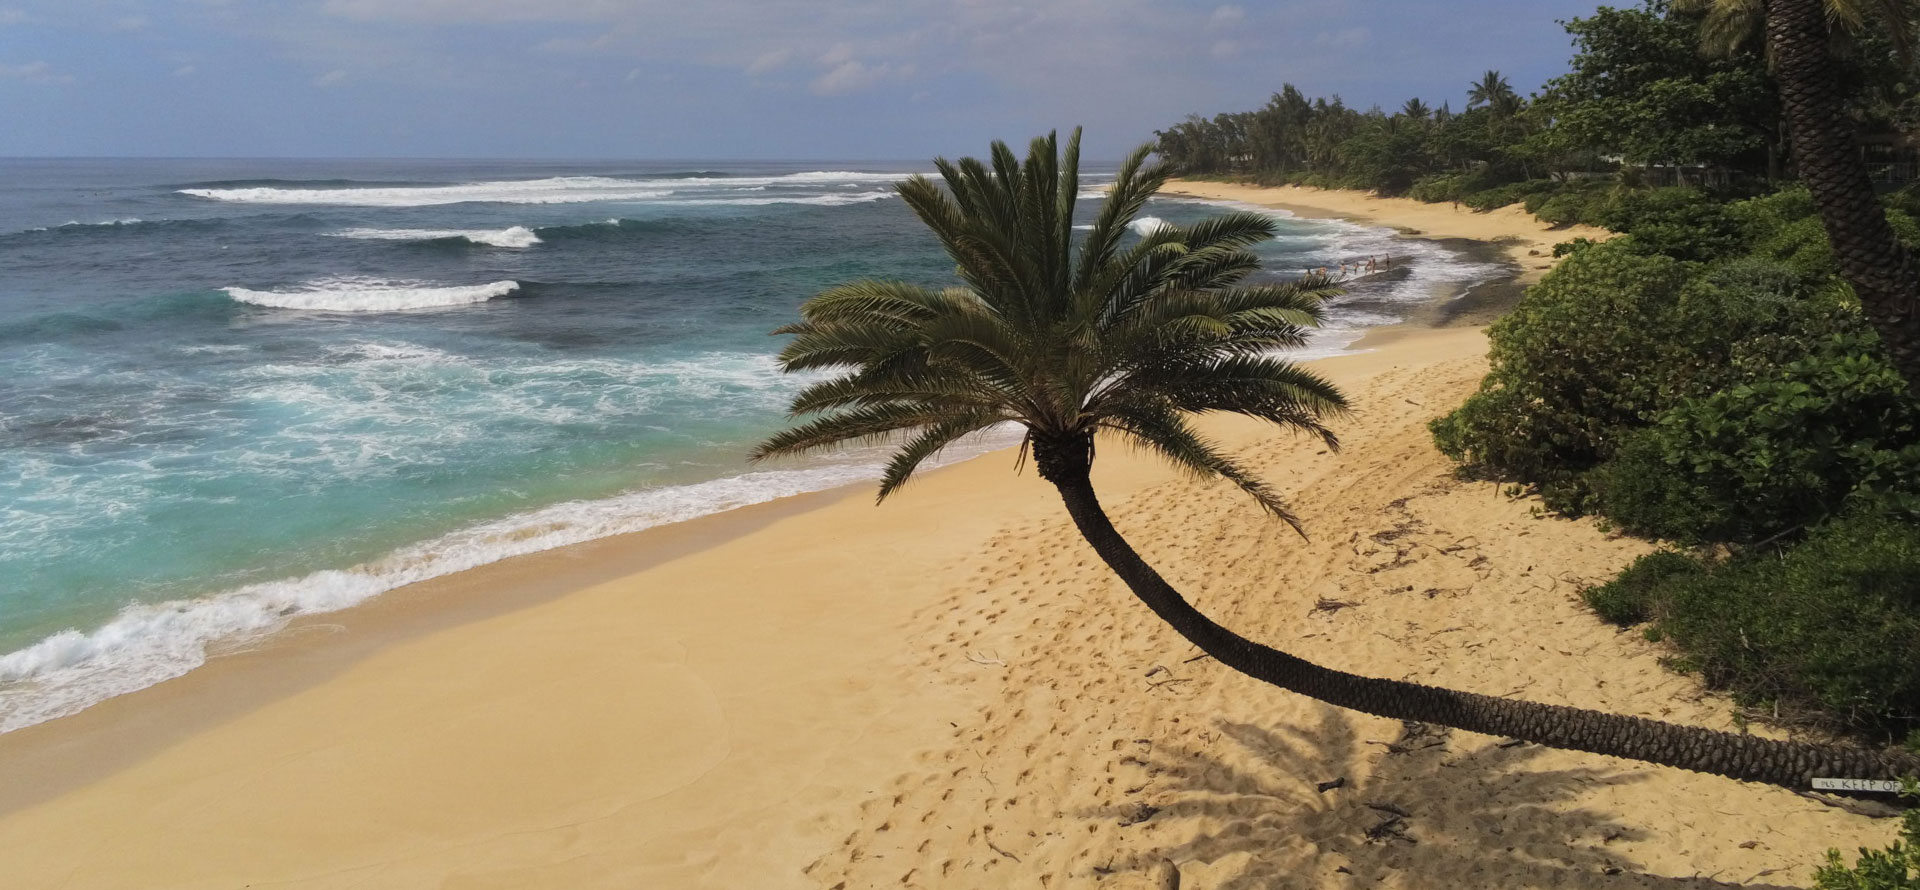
[1431,225,1917,523]
[1596,187,1743,261]
[1816,796,1920,890]
[1580,510,1920,735]
[1407,173,1470,203]
[1461,180,1552,212]
[1581,550,1701,625]
[1592,331,1920,542]
[1523,180,1618,227]
[1430,240,1703,509]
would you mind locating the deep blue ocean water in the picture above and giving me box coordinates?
[0,158,1502,731]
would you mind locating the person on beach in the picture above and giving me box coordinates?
[1366,256,1377,274]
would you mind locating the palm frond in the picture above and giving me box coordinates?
[876,412,1009,501]
[757,130,1350,524]
[752,402,975,459]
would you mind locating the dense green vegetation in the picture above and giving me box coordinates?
[1154,1,1915,218]
[1430,191,1920,544]
[1583,513,1920,734]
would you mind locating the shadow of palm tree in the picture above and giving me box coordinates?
[1086,708,1801,890]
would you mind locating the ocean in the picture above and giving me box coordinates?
[0,158,1504,733]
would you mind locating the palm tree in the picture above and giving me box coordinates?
[754,129,1920,789]
[1400,98,1432,121]
[1467,69,1517,110]
[1676,0,1920,388]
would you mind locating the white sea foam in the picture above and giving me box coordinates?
[1152,194,1509,360]
[182,177,677,207]
[224,277,520,312]
[655,191,894,207]
[180,172,914,207]
[1128,216,1171,235]
[0,436,1018,735]
[331,226,542,248]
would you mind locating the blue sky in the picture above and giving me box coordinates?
[1,1,1607,160]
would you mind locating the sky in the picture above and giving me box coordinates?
[1,0,1608,160]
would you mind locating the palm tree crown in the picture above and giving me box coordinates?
[1676,0,1914,58]
[754,129,1348,531]
[1467,69,1517,110]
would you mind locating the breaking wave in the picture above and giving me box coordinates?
[224,277,521,311]
[331,226,542,248]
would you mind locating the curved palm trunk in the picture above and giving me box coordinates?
[1032,433,1920,790]
[1766,0,1920,389]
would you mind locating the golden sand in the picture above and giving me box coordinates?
[0,191,1893,889]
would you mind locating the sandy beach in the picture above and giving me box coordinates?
[0,193,1894,890]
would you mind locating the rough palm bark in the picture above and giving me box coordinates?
[1766,0,1920,388]
[1032,431,1920,790]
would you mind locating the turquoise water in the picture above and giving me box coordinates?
[0,158,1503,731]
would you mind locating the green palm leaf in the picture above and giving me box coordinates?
[755,126,1349,516]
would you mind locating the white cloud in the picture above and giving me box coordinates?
[810,59,901,96]
[1210,39,1237,60]
[817,42,855,67]
[320,0,622,22]
[313,68,348,87]
[0,8,28,25]
[1208,5,1244,29]
[744,48,790,76]
[0,60,72,84]
[1314,26,1370,48]
[173,64,197,77]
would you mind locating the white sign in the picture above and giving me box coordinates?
[1811,778,1904,793]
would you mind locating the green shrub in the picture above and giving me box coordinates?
[1588,511,1920,735]
[1582,550,1702,625]
[1817,795,1920,890]
[1431,240,1706,510]
[1525,180,1617,227]
[1552,237,1600,257]
[1596,187,1743,261]
[1593,332,1920,542]
[1408,173,1469,203]
[1461,180,1556,212]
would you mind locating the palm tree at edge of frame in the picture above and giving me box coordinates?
[753,128,1920,790]
[1676,0,1920,389]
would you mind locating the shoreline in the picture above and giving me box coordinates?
[1164,179,1611,288]
[3,191,1878,890]
[0,328,1495,888]
[1164,179,1612,341]
[0,181,1523,738]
